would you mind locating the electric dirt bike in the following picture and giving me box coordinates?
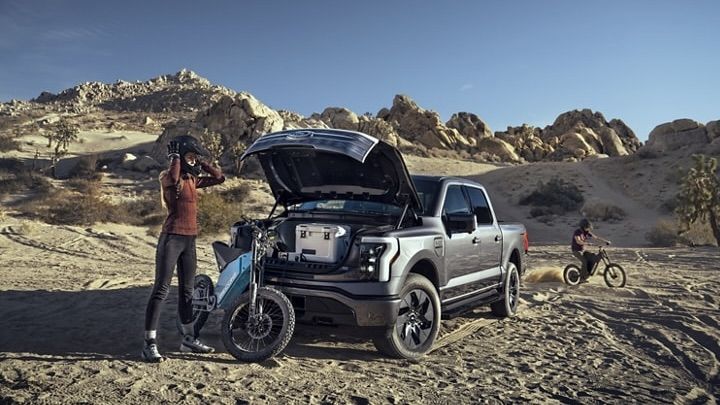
[178,220,295,362]
[563,245,627,288]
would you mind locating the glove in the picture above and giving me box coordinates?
[167,141,180,160]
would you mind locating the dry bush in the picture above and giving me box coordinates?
[680,220,718,247]
[198,192,244,236]
[116,196,166,226]
[0,135,20,152]
[636,148,660,159]
[582,202,626,222]
[645,219,680,247]
[28,188,120,226]
[220,182,252,202]
[0,157,52,197]
[520,177,584,213]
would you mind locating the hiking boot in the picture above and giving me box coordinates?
[141,342,164,363]
[180,336,215,354]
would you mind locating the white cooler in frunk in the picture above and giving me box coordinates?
[295,224,350,263]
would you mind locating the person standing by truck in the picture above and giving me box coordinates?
[142,135,225,363]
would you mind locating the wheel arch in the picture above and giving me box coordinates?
[406,259,440,291]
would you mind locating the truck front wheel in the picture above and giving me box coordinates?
[373,273,441,360]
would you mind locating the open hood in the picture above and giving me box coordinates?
[241,129,422,210]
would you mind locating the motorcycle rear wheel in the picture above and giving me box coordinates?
[563,264,582,286]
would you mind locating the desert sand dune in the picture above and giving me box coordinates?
[1,219,718,403]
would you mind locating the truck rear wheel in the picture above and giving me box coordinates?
[372,273,441,360]
[491,263,520,317]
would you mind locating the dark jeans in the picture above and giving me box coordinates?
[144,233,197,331]
[572,250,596,279]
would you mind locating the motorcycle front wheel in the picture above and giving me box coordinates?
[221,287,295,362]
[603,264,627,288]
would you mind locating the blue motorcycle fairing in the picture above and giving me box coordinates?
[215,251,253,310]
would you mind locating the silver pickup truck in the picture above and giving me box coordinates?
[235,128,529,359]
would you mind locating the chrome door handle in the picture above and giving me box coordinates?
[494,235,501,242]
[472,237,480,244]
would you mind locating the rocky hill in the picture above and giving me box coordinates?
[151,90,643,166]
[5,69,701,166]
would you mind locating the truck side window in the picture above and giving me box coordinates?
[466,187,494,225]
[443,185,471,215]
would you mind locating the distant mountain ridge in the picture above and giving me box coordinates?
[8,69,717,164]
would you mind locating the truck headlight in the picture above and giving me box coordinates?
[359,243,386,280]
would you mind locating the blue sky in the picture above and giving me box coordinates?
[1,1,718,140]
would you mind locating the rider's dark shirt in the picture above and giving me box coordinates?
[571,229,592,252]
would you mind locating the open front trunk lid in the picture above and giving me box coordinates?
[241,129,422,210]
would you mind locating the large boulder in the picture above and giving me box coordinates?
[540,109,640,157]
[608,118,641,152]
[313,107,360,130]
[597,127,628,156]
[643,119,710,153]
[475,137,520,162]
[383,95,472,150]
[558,132,595,159]
[446,112,493,144]
[706,120,720,141]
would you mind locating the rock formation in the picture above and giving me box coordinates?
[2,70,654,167]
[640,119,719,154]
[495,109,641,162]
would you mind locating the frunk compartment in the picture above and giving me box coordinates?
[294,223,350,264]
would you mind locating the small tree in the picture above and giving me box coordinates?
[45,118,79,177]
[199,129,224,164]
[675,154,720,247]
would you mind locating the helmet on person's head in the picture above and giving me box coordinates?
[172,135,210,159]
[171,135,209,176]
[579,218,592,230]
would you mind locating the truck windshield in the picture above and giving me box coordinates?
[413,178,440,216]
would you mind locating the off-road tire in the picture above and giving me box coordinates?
[373,273,441,360]
[491,262,520,317]
[221,287,295,363]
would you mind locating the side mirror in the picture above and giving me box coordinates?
[446,213,475,233]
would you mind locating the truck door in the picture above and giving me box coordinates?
[441,184,478,284]
[465,186,503,286]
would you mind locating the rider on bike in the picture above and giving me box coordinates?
[571,219,611,282]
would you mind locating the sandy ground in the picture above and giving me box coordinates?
[2,129,719,403]
[1,218,718,404]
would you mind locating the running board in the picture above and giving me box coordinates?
[441,289,501,320]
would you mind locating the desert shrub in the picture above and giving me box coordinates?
[0,158,24,173]
[220,183,252,203]
[66,178,101,194]
[675,155,720,247]
[116,196,165,226]
[529,206,564,218]
[520,177,584,213]
[645,219,680,247]
[197,192,244,236]
[636,148,659,159]
[660,197,678,213]
[0,172,52,195]
[40,189,120,226]
[0,134,20,152]
[582,202,626,222]
[680,219,719,247]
